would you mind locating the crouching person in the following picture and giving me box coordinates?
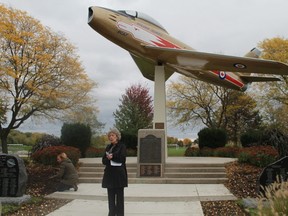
[50,152,79,192]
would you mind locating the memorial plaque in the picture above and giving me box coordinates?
[258,156,288,195]
[139,135,161,163]
[137,129,165,178]
[140,165,161,177]
[154,123,164,129]
[0,154,27,197]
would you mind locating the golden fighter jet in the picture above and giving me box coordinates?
[88,6,288,91]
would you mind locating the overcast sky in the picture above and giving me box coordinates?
[1,0,288,139]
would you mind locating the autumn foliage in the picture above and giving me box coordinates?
[114,83,153,136]
[185,145,279,168]
[0,4,95,153]
[31,145,81,166]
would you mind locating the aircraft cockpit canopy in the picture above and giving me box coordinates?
[118,10,167,32]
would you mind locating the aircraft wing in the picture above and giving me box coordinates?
[239,75,281,82]
[143,45,288,75]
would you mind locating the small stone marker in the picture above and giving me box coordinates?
[0,154,28,197]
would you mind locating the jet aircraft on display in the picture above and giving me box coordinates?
[88,6,288,91]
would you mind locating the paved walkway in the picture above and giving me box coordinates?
[46,157,237,216]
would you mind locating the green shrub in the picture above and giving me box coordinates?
[183,145,278,167]
[31,134,62,155]
[184,147,200,157]
[251,153,278,168]
[126,148,137,156]
[199,147,215,157]
[238,152,252,164]
[185,146,240,158]
[198,127,227,149]
[121,132,137,149]
[260,128,288,158]
[31,145,81,166]
[214,147,240,158]
[238,146,279,167]
[61,123,92,157]
[85,146,105,157]
[85,146,137,157]
[240,129,262,147]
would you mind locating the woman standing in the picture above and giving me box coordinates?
[102,128,128,216]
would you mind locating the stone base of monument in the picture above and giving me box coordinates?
[137,129,166,178]
[0,194,31,205]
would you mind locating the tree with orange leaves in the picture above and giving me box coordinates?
[0,5,96,153]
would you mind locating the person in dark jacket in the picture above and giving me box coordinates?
[50,152,79,192]
[102,128,128,216]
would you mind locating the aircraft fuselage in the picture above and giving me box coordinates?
[88,7,258,91]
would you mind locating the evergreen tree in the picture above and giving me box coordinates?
[61,123,91,157]
[113,83,153,136]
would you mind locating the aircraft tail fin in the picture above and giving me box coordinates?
[244,47,261,58]
[238,48,261,77]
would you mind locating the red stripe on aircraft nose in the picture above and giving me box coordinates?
[152,36,181,49]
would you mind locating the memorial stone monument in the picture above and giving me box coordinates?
[0,154,28,197]
[137,129,165,177]
[258,156,288,195]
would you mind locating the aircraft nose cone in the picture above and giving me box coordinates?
[88,7,94,24]
[88,6,111,32]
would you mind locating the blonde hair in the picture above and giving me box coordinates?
[58,152,67,160]
[108,128,121,140]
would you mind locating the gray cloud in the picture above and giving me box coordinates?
[2,0,288,139]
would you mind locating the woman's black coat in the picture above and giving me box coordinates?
[102,142,128,188]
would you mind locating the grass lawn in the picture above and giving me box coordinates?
[6,144,31,157]
[167,147,186,156]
